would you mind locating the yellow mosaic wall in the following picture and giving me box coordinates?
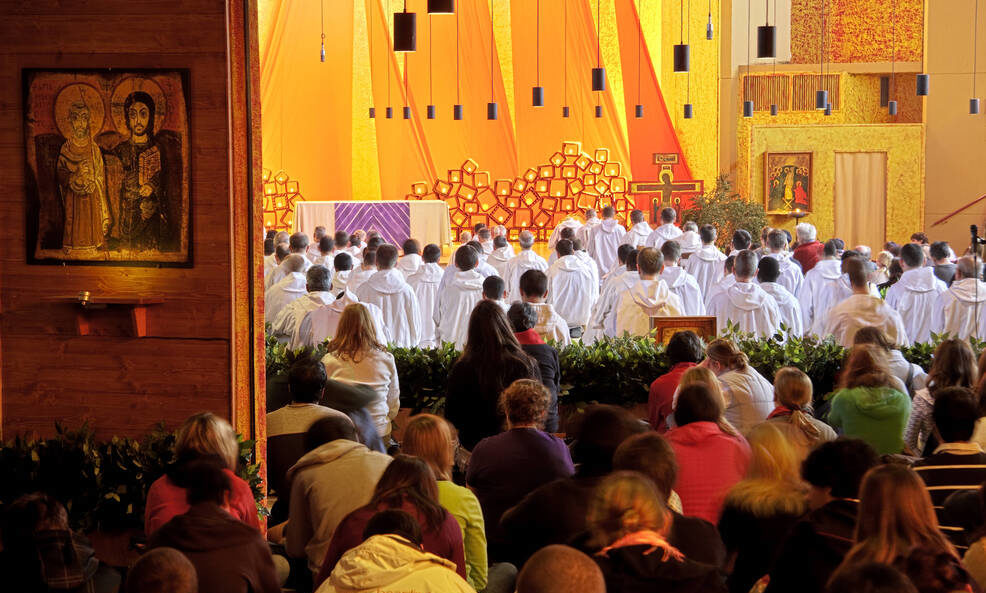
[750,124,924,244]
[790,0,923,64]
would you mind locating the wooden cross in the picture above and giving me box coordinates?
[630,169,703,223]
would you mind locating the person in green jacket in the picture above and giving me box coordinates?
[827,344,911,455]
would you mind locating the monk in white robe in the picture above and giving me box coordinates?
[396,238,423,278]
[573,241,601,296]
[547,240,596,334]
[265,231,289,277]
[547,227,576,266]
[265,254,308,325]
[347,250,378,294]
[297,290,388,348]
[645,207,683,250]
[684,224,727,297]
[519,268,572,347]
[587,206,628,276]
[505,231,549,302]
[584,245,635,342]
[932,256,986,340]
[707,250,781,338]
[575,209,601,247]
[660,240,705,316]
[756,256,804,337]
[306,227,327,262]
[435,245,485,349]
[822,256,909,347]
[438,242,497,295]
[678,221,702,256]
[625,209,653,248]
[407,244,444,348]
[487,235,514,278]
[355,244,422,348]
[266,232,314,289]
[762,229,804,297]
[270,264,334,344]
[800,241,848,334]
[885,243,946,344]
[615,247,683,336]
[704,258,736,308]
[548,216,584,249]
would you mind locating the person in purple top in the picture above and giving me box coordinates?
[466,379,575,562]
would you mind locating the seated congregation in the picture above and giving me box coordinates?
[10,212,986,593]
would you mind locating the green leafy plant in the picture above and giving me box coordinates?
[680,175,768,250]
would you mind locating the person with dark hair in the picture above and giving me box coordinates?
[516,545,606,593]
[148,459,281,593]
[407,243,444,348]
[286,415,392,574]
[265,254,310,324]
[468,380,574,562]
[315,456,466,586]
[506,230,549,302]
[898,546,976,593]
[397,238,423,277]
[764,438,880,593]
[907,338,978,454]
[615,247,683,335]
[645,207,682,249]
[347,232,364,261]
[684,224,728,297]
[508,302,561,432]
[963,482,986,589]
[853,326,927,396]
[757,255,804,336]
[666,383,751,522]
[264,237,275,257]
[488,234,515,278]
[270,264,335,346]
[266,232,314,289]
[626,209,652,248]
[822,257,910,347]
[309,226,328,261]
[124,548,197,593]
[660,240,706,315]
[764,229,805,296]
[932,255,986,340]
[518,269,571,346]
[483,275,509,311]
[730,228,753,255]
[435,244,485,349]
[347,248,377,294]
[318,510,474,593]
[265,231,290,277]
[324,252,353,297]
[586,205,627,276]
[547,238,596,337]
[648,330,704,432]
[826,562,918,593]
[445,302,542,449]
[708,249,781,338]
[930,241,957,285]
[355,243,422,347]
[886,243,947,344]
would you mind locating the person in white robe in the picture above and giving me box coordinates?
[572,239,601,296]
[396,238,423,278]
[270,264,334,344]
[762,229,804,297]
[885,243,947,344]
[476,227,495,255]
[482,275,511,314]
[728,229,753,257]
[932,256,986,340]
[266,232,314,289]
[756,255,804,337]
[645,207,683,250]
[684,224,727,297]
[587,206,627,277]
[505,231,549,302]
[584,245,634,342]
[547,227,577,266]
[435,245,485,349]
[625,209,653,248]
[547,240,596,335]
[548,216,583,250]
[407,244,444,348]
[438,241,497,295]
[310,236,335,269]
[355,244,422,348]
[297,291,388,349]
[678,221,702,256]
[487,235,514,278]
[345,233,364,265]
[306,226,327,261]
[615,247,683,336]
[265,242,289,280]
[519,268,572,347]
[659,240,705,316]
[575,209,601,247]
[707,250,781,338]
[265,254,308,325]
[703,257,736,308]
[347,250,378,294]
[703,342,774,435]
[822,256,910,347]
[799,240,848,334]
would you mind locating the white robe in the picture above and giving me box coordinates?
[438,260,497,296]
[931,277,986,340]
[759,282,804,337]
[584,267,629,342]
[707,281,782,338]
[478,239,494,255]
[591,270,640,340]
[396,253,423,278]
[347,266,377,294]
[529,302,573,346]
[505,250,549,302]
[704,275,736,308]
[265,254,314,290]
[625,222,653,248]
[407,262,444,348]
[574,250,602,295]
[678,230,702,255]
[298,290,389,348]
[660,266,706,316]
[719,367,775,436]
[548,217,584,249]
[331,269,351,295]
[763,252,805,297]
[587,219,628,277]
[272,290,334,346]
[800,259,847,335]
[263,254,278,278]
[646,223,683,250]
[435,270,485,349]
[885,267,947,344]
[346,245,363,265]
[615,278,684,337]
[265,272,307,325]
[821,294,910,347]
[355,269,422,348]
[547,255,597,328]
[487,246,514,278]
[576,218,601,247]
[684,245,727,297]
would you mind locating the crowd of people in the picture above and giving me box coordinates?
[8,210,986,593]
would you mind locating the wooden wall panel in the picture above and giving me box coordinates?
[0,0,257,439]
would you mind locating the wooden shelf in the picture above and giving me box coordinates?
[42,295,164,337]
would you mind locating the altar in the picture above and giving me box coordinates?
[294,200,452,247]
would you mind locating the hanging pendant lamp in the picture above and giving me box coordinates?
[769,0,778,114]
[562,0,571,117]
[816,0,827,110]
[592,0,606,90]
[453,0,462,119]
[533,0,544,106]
[889,0,898,115]
[320,0,326,61]
[674,0,690,71]
[707,0,714,40]
[684,103,694,118]
[427,0,454,14]
[394,4,417,52]
[972,0,981,113]
[916,0,929,95]
[427,16,436,118]
[368,0,375,117]
[684,0,693,117]
[743,0,753,117]
[757,0,775,58]
[770,104,778,116]
[635,0,644,117]
[487,1,498,119]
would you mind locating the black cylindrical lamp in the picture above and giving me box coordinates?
[815,89,828,110]
[971,98,980,115]
[757,25,776,58]
[673,44,690,72]
[888,100,897,116]
[684,103,694,119]
[453,104,463,120]
[487,102,498,120]
[427,105,436,119]
[635,104,644,118]
[533,86,544,107]
[595,105,603,118]
[770,104,778,116]
[386,106,394,118]
[916,74,930,96]
[825,103,833,116]
[427,0,454,14]
[394,12,417,52]
[706,17,714,40]
[369,107,376,118]
[592,67,606,91]
[403,106,411,119]
[743,100,754,117]
[562,106,570,118]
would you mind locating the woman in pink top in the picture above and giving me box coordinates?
[666,383,751,523]
[144,412,260,535]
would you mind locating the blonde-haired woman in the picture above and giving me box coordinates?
[144,412,260,534]
[762,367,836,461]
[702,339,774,435]
[403,414,489,591]
[321,303,399,439]
[718,422,808,593]
[581,472,725,593]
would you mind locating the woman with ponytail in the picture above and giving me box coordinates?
[762,367,836,461]
[581,472,725,593]
[702,339,774,435]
